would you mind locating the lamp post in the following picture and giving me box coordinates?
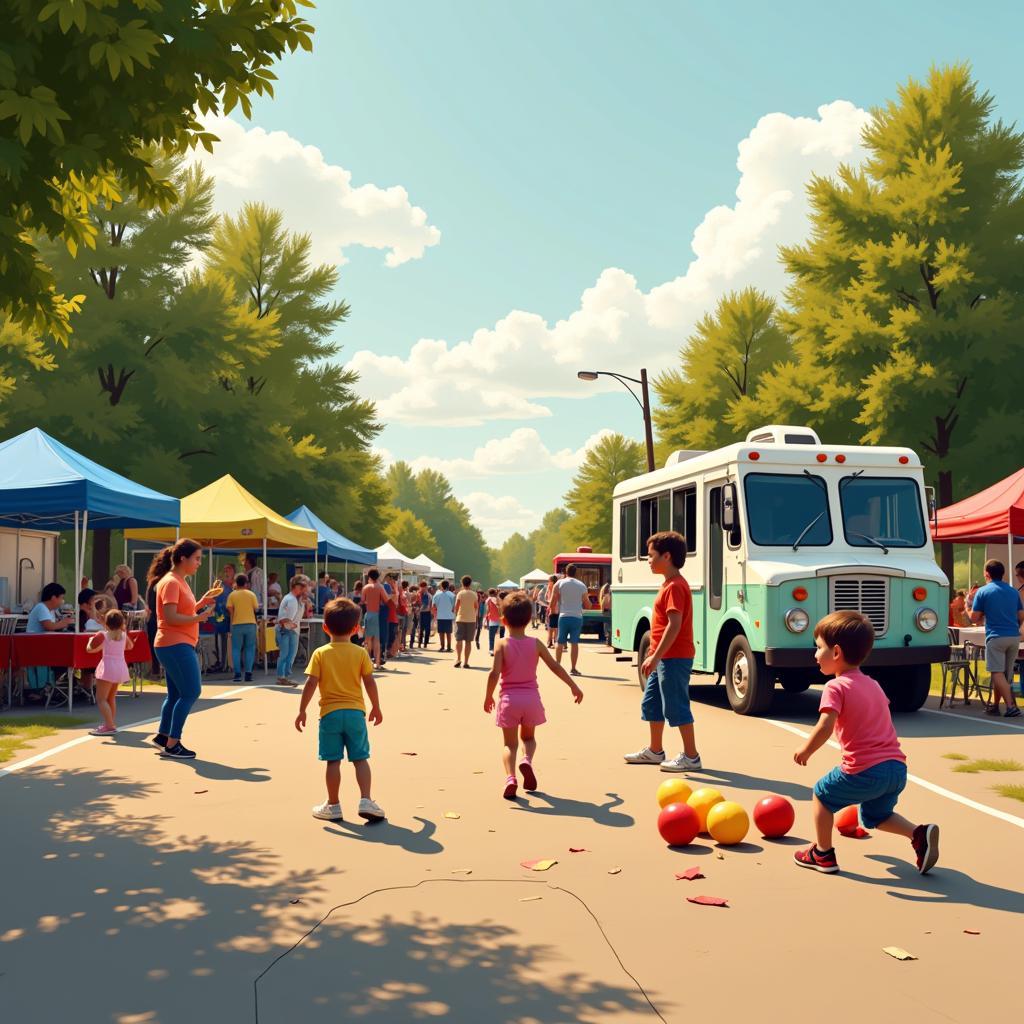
[577,368,656,472]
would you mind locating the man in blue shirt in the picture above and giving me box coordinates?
[315,573,332,613]
[431,579,456,653]
[969,559,1023,718]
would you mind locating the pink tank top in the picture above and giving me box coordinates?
[500,636,539,690]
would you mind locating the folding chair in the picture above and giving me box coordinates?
[939,628,978,708]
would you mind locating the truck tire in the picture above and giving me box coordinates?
[779,671,813,694]
[878,664,931,712]
[636,630,651,689]
[724,634,774,715]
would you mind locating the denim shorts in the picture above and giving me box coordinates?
[363,613,380,638]
[641,657,694,727]
[436,619,453,635]
[557,615,583,645]
[814,758,907,828]
[318,708,370,762]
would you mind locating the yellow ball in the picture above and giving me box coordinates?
[686,787,724,832]
[706,801,750,846]
[657,779,692,808]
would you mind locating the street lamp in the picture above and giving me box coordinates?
[577,368,656,472]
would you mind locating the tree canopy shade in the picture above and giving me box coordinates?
[0,0,315,343]
[736,64,1024,578]
[563,433,644,552]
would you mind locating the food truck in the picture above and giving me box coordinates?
[553,547,611,636]
[610,426,948,714]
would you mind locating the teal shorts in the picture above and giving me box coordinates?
[318,708,370,762]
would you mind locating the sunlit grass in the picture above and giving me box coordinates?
[0,715,92,763]
[952,758,1024,774]
[942,752,969,761]
[993,784,1024,803]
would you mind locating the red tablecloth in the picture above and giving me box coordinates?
[11,631,152,670]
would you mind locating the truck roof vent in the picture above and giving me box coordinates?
[744,425,821,445]
[665,450,707,467]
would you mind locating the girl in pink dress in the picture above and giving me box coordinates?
[484,592,583,800]
[86,609,134,735]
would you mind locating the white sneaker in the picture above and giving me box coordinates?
[312,802,342,821]
[623,746,666,765]
[660,753,702,772]
[358,797,386,821]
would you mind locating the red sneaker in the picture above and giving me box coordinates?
[503,776,518,800]
[911,824,940,875]
[794,845,839,873]
[519,760,538,792]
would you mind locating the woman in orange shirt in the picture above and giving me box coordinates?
[151,539,221,759]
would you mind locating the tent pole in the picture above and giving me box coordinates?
[1009,532,1015,581]
[344,561,348,596]
[263,537,268,676]
[313,549,319,611]
[14,528,20,606]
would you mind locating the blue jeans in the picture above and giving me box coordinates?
[418,611,432,645]
[641,657,694,727]
[276,625,299,678]
[157,643,202,739]
[231,623,257,677]
[814,759,907,828]
[488,623,501,652]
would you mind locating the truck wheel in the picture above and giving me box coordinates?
[725,634,774,714]
[779,672,813,694]
[636,630,651,689]
[879,665,931,712]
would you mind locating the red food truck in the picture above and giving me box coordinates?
[552,546,611,637]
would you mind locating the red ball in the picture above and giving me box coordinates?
[835,804,869,838]
[752,795,795,838]
[657,801,701,847]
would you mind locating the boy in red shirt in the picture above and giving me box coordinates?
[793,610,939,875]
[624,531,701,772]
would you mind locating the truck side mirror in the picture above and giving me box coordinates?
[722,483,738,532]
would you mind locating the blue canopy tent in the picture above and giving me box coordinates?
[0,427,181,710]
[283,506,376,611]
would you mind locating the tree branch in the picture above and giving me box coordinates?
[178,449,216,460]
[143,335,166,358]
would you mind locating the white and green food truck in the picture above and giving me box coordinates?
[611,425,948,715]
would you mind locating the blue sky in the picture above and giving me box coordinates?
[211,0,1024,545]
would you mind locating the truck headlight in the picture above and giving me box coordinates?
[915,608,938,632]
[785,608,810,633]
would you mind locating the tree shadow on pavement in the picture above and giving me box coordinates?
[0,765,335,1023]
[324,816,443,855]
[510,790,634,827]
[842,854,1024,914]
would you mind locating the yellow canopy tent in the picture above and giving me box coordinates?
[126,475,318,674]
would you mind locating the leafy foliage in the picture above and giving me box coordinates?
[0,0,315,342]
[388,508,438,562]
[563,433,644,551]
[491,531,535,585]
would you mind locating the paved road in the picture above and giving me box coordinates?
[1,635,1021,1023]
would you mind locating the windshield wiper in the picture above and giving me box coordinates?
[792,511,826,552]
[849,532,889,555]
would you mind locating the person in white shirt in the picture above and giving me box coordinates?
[276,574,310,685]
[554,564,588,677]
[244,555,265,612]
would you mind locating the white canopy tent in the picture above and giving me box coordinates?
[496,579,518,589]
[520,568,549,589]
[414,553,454,580]
[375,542,430,575]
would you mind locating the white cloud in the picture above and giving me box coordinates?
[347,100,870,424]
[189,116,441,267]
[461,492,541,546]
[408,427,614,480]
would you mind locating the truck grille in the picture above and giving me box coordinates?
[829,576,888,636]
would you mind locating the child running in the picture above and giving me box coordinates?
[295,598,386,823]
[793,610,939,875]
[484,591,583,799]
[86,609,134,735]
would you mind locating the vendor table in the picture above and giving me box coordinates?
[7,631,152,711]
[949,626,987,647]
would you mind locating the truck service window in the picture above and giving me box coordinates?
[672,486,697,553]
[619,500,638,560]
[839,476,926,548]
[743,473,832,548]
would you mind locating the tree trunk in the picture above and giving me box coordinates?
[92,528,111,592]
[937,468,954,583]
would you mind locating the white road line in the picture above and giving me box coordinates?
[762,717,1024,831]
[919,706,1024,732]
[0,684,275,779]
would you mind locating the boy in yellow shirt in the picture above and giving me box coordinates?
[295,598,385,822]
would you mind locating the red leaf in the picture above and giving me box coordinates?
[569,847,589,853]
[687,895,729,907]
[675,867,704,881]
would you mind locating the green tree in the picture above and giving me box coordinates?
[493,531,534,584]
[739,64,1024,578]
[0,0,314,343]
[388,508,437,563]
[385,460,421,510]
[529,508,575,572]
[563,433,644,551]
[654,288,790,456]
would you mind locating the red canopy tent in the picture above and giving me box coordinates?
[932,468,1024,575]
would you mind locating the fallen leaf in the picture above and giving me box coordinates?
[675,868,704,881]
[444,812,461,820]
[520,858,557,871]
[715,853,725,860]
[518,896,543,902]
[963,929,981,935]
[882,946,916,961]
[401,752,417,756]
[450,869,472,875]
[569,847,589,853]
[472,771,484,775]
[288,898,301,905]
[687,895,729,907]
[193,790,208,795]
[607,867,622,875]
[487,829,496,833]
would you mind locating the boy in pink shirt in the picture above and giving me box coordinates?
[793,611,939,875]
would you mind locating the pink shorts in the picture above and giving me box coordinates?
[495,687,546,729]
